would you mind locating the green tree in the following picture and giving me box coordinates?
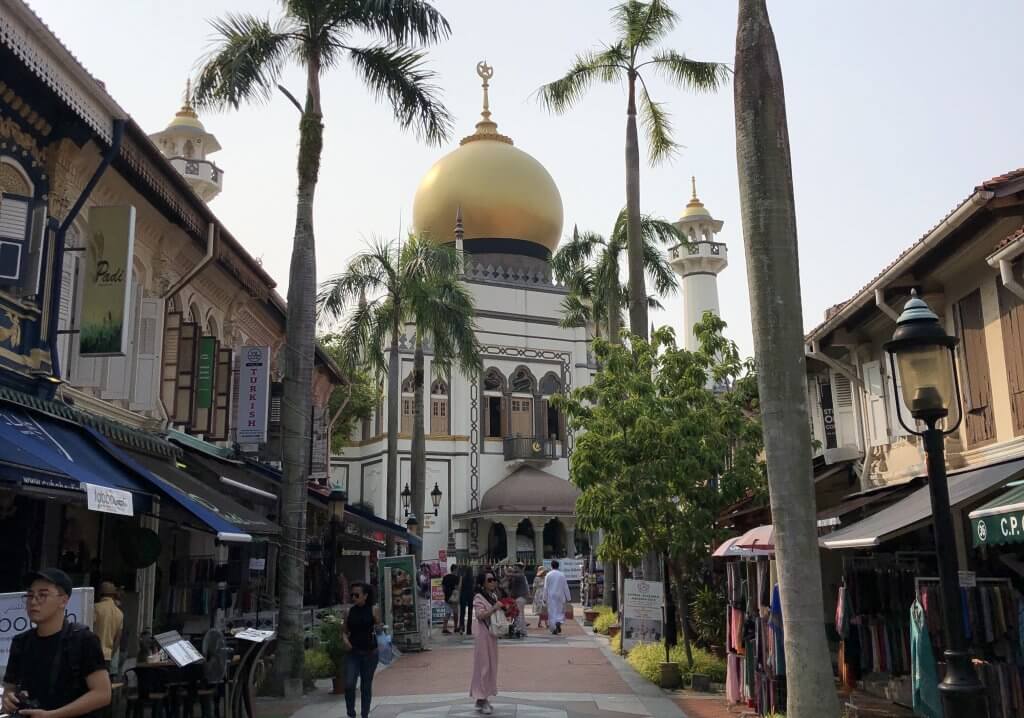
[734,1,839,714]
[553,209,680,342]
[556,316,763,665]
[318,237,479,558]
[317,333,379,454]
[193,1,452,687]
[538,0,728,340]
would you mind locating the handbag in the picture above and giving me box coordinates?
[488,606,509,638]
[377,631,395,665]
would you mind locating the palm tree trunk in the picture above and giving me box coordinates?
[411,335,426,564]
[624,71,647,340]
[386,321,400,554]
[275,58,323,692]
[607,287,621,343]
[734,3,838,715]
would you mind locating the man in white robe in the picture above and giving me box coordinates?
[543,560,571,635]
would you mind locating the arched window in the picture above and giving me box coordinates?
[188,302,201,324]
[0,157,33,196]
[482,367,505,439]
[400,370,414,434]
[207,315,219,340]
[430,378,449,435]
[183,140,195,159]
[509,365,536,394]
[540,372,565,442]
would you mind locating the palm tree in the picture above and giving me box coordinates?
[553,209,680,341]
[318,237,479,560]
[734,1,839,715]
[538,0,728,341]
[193,1,452,687]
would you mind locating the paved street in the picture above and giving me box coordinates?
[289,609,699,718]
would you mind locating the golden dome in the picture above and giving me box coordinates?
[412,62,563,255]
[167,79,205,131]
[681,176,711,219]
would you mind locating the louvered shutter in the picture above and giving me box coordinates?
[0,194,29,282]
[129,298,162,410]
[229,353,241,444]
[831,371,856,448]
[173,321,198,424]
[998,278,1024,435]
[208,347,233,441]
[191,337,216,434]
[861,361,889,447]
[57,249,78,380]
[101,278,139,400]
[16,201,47,297]
[884,359,913,437]
[955,290,996,446]
[160,312,182,414]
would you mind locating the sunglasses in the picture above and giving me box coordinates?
[485,577,496,583]
[350,593,363,599]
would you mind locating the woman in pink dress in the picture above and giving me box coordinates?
[470,571,505,714]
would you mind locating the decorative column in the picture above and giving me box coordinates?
[531,517,546,564]
[564,519,577,558]
[500,519,520,561]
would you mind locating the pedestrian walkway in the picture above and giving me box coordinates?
[288,608,695,718]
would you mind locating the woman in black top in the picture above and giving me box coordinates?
[342,582,379,718]
[458,565,476,635]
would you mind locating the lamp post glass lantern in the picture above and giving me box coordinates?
[883,290,985,712]
[401,483,412,517]
[430,483,442,516]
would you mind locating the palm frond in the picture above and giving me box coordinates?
[642,240,678,296]
[639,215,684,246]
[560,293,594,329]
[346,45,452,146]
[316,238,397,323]
[551,230,608,282]
[324,0,451,46]
[535,45,627,114]
[612,0,677,52]
[650,50,731,93]
[638,80,677,164]
[193,13,296,110]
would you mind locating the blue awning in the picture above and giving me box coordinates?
[345,502,422,548]
[0,407,154,513]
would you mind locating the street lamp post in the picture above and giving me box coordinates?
[401,483,412,518]
[430,483,443,516]
[327,488,347,606]
[883,290,986,713]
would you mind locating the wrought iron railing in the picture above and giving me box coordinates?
[503,436,559,461]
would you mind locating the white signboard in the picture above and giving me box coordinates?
[0,587,94,673]
[622,579,664,652]
[543,559,583,583]
[236,346,270,443]
[86,483,133,516]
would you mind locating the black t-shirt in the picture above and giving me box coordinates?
[3,624,106,717]
[442,573,459,601]
[346,604,377,653]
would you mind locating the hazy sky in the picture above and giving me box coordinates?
[28,0,1024,358]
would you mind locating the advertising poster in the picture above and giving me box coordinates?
[430,577,447,625]
[543,558,583,582]
[236,346,270,443]
[622,579,664,652]
[81,206,135,356]
[378,556,418,645]
[0,587,93,673]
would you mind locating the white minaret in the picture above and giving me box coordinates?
[670,177,727,351]
[149,80,224,202]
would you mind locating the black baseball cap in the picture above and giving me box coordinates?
[25,568,73,596]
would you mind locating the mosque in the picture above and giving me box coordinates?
[331,62,730,564]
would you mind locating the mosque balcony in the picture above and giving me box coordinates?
[168,156,224,194]
[669,239,728,276]
[503,435,560,462]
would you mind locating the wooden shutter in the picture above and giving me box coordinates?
[160,311,182,414]
[884,359,913,437]
[173,321,198,425]
[229,353,241,444]
[430,398,448,435]
[57,248,78,380]
[0,194,29,282]
[831,371,856,448]
[102,278,139,401]
[955,290,996,446]
[401,397,413,434]
[511,397,532,436]
[17,201,46,297]
[500,396,509,437]
[861,361,888,447]
[191,337,216,434]
[130,298,162,411]
[208,347,233,441]
[998,279,1024,435]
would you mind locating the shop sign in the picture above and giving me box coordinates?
[379,556,419,644]
[430,577,447,624]
[972,511,1024,547]
[958,571,976,588]
[819,382,837,450]
[85,483,133,516]
[0,587,93,673]
[195,337,217,409]
[236,346,270,443]
[622,579,664,652]
[81,206,135,356]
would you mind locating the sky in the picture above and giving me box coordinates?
[27,0,1024,359]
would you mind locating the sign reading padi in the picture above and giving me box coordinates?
[236,346,270,443]
[81,206,135,356]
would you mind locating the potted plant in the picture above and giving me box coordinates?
[583,608,599,626]
[318,614,348,694]
[691,585,727,659]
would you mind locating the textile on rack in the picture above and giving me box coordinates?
[910,598,942,718]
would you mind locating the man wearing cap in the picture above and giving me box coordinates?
[93,582,123,672]
[1,569,110,718]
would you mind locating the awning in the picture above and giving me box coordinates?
[306,482,421,548]
[736,524,774,551]
[712,536,772,559]
[821,458,1024,550]
[969,483,1024,546]
[816,481,918,525]
[177,449,278,503]
[0,407,154,514]
[112,449,281,542]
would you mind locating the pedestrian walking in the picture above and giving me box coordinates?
[441,565,460,635]
[458,565,475,635]
[544,560,571,635]
[2,568,110,718]
[470,571,506,714]
[532,567,548,630]
[93,582,123,674]
[507,564,530,637]
[342,582,380,718]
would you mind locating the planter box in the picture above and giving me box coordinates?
[659,662,682,689]
[689,673,711,693]
[583,610,599,626]
[608,624,620,638]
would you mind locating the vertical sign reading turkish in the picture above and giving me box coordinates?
[236,346,270,443]
[81,206,135,356]
[195,337,217,409]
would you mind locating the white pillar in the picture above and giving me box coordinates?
[564,519,577,557]
[531,517,546,564]
[500,519,520,561]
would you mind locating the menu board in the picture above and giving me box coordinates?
[154,630,204,667]
[430,577,447,624]
[378,556,418,640]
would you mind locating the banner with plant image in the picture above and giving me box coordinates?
[81,206,135,356]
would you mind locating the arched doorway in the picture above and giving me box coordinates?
[543,518,565,558]
[515,519,535,564]
[487,523,507,562]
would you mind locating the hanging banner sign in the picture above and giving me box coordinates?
[195,337,217,409]
[819,381,838,450]
[622,579,664,652]
[430,577,447,624]
[236,346,270,443]
[378,556,420,648]
[85,483,133,516]
[81,206,135,356]
[0,587,93,673]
